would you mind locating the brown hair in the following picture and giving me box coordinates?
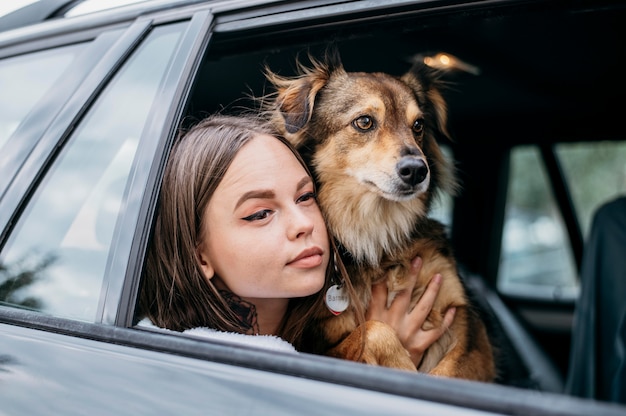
[138,113,353,347]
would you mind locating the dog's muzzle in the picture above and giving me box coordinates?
[396,156,429,187]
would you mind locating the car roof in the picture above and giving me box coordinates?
[0,0,157,32]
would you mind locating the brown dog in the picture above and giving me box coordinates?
[264,52,496,382]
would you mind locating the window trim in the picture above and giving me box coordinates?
[101,10,216,326]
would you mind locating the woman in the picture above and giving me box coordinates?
[139,114,455,366]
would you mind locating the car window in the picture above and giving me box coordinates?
[0,44,84,151]
[498,141,626,300]
[557,141,626,238]
[0,22,186,321]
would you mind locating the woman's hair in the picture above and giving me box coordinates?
[138,113,355,347]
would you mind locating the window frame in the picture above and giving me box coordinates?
[108,9,215,326]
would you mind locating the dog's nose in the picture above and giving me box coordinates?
[396,157,428,187]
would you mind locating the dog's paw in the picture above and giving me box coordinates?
[330,320,416,371]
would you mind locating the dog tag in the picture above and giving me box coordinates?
[325,284,349,315]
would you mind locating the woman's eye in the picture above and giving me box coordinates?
[412,118,425,134]
[297,192,317,204]
[242,210,272,221]
[352,116,375,132]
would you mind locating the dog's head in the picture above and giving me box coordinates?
[264,52,457,263]
[264,52,455,205]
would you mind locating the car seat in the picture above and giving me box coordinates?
[566,196,626,403]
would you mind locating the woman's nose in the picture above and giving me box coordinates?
[288,207,315,240]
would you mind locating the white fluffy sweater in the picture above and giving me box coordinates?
[137,318,298,353]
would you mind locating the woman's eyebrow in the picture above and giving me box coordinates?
[235,190,275,209]
[296,176,313,191]
[234,176,312,209]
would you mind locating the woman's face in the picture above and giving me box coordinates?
[197,134,329,304]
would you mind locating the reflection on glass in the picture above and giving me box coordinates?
[0,252,56,310]
[0,45,84,151]
[0,23,186,321]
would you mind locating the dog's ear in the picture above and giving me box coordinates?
[276,73,323,135]
[400,60,450,141]
[264,53,342,148]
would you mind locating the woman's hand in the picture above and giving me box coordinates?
[365,256,456,367]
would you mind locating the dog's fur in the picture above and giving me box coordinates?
[264,53,496,381]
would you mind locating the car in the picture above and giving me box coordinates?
[1,0,625,414]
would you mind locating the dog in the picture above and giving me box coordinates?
[263,52,496,382]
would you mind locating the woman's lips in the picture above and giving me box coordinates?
[288,247,324,268]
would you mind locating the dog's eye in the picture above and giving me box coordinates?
[412,119,425,135]
[352,116,375,132]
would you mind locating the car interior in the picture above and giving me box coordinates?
[176,0,625,399]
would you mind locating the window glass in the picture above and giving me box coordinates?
[498,141,626,300]
[0,44,84,150]
[0,23,185,321]
[556,141,626,239]
[498,146,578,300]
